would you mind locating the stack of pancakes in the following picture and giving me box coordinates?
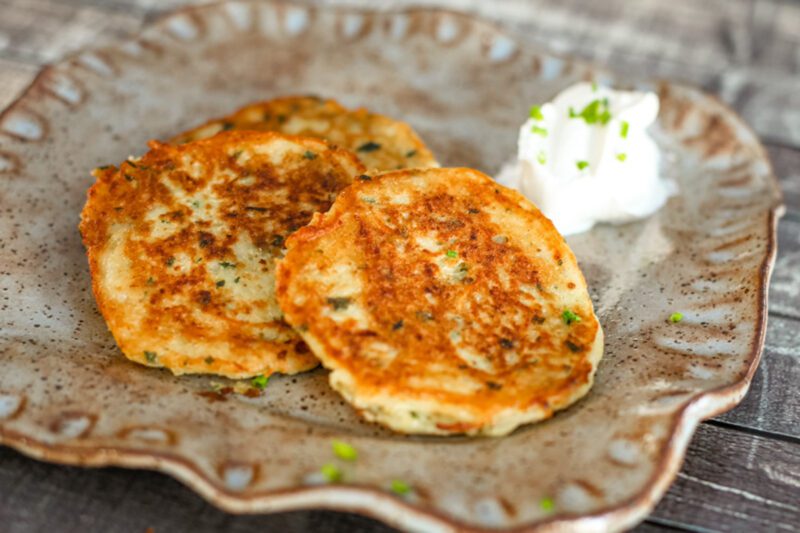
[80,96,602,436]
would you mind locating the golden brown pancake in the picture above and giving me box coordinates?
[275,168,604,436]
[171,96,438,173]
[80,131,365,378]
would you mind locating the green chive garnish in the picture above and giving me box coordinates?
[331,440,358,461]
[446,250,458,258]
[576,160,589,171]
[540,497,555,512]
[357,141,381,152]
[320,463,342,483]
[536,151,547,165]
[529,105,544,121]
[251,374,269,389]
[616,153,627,162]
[327,297,351,310]
[390,480,411,495]
[531,125,548,137]
[562,310,581,325]
[568,99,611,125]
[620,121,629,139]
[670,312,683,323]
[144,351,157,363]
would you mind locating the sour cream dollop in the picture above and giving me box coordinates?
[497,82,675,235]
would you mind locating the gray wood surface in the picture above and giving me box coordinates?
[0,0,798,532]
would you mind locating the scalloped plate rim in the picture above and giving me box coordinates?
[0,1,784,532]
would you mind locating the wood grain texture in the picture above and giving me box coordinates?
[715,315,800,438]
[767,144,800,214]
[770,218,800,321]
[1,422,797,533]
[647,423,800,532]
[0,447,394,533]
[0,1,797,532]
[0,0,799,146]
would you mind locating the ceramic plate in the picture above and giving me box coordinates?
[0,1,783,531]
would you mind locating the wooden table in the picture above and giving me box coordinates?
[1,1,798,531]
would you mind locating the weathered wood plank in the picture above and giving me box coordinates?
[2,0,799,147]
[0,447,395,533]
[0,0,142,64]
[648,423,800,532]
[0,58,37,111]
[767,144,800,214]
[715,315,800,438]
[635,519,710,533]
[770,217,800,321]
[2,423,796,532]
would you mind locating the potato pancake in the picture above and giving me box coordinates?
[276,168,604,436]
[171,96,438,173]
[80,131,365,378]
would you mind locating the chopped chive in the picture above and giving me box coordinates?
[529,105,544,121]
[531,125,548,137]
[358,174,372,181]
[392,320,404,331]
[204,356,214,365]
[303,150,317,160]
[165,257,175,266]
[405,149,417,158]
[446,250,458,258]
[569,98,612,125]
[576,160,589,171]
[536,151,547,165]
[357,141,381,152]
[390,480,411,496]
[616,153,627,162]
[320,463,342,483]
[220,261,236,268]
[565,340,583,353]
[670,312,683,323]
[331,439,358,461]
[591,81,598,92]
[620,120,630,139]
[216,280,225,288]
[500,338,513,349]
[234,277,240,284]
[540,497,555,512]
[144,351,157,363]
[251,374,269,389]
[327,296,351,310]
[562,309,581,325]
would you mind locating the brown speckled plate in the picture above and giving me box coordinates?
[0,1,783,531]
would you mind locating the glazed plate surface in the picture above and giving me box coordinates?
[0,2,782,531]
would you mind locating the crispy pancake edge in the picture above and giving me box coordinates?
[276,167,604,435]
[80,131,366,378]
